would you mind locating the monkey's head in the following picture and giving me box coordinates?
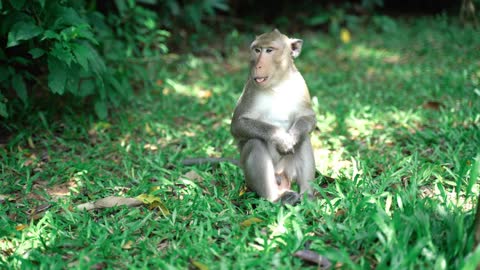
[249,29,303,88]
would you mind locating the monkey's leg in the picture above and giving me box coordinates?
[241,139,281,202]
[274,159,301,205]
[293,136,315,197]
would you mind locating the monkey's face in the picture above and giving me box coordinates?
[249,30,295,88]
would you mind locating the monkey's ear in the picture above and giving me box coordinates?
[290,39,303,58]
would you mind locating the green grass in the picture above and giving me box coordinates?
[1,16,480,269]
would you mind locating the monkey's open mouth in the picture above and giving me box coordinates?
[254,77,268,83]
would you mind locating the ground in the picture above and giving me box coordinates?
[1,17,480,269]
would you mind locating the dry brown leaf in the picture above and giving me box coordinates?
[122,240,134,250]
[76,196,142,211]
[0,194,11,203]
[46,180,78,198]
[238,185,247,196]
[22,153,37,167]
[422,101,444,111]
[293,250,332,269]
[198,89,212,99]
[383,55,401,64]
[15,224,28,231]
[335,209,346,218]
[144,144,158,151]
[28,203,52,220]
[182,170,204,182]
[158,240,169,252]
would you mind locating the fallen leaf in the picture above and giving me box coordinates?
[181,170,204,182]
[383,55,401,64]
[22,153,37,167]
[0,194,11,203]
[149,186,161,192]
[340,28,351,44]
[238,186,247,196]
[122,240,134,250]
[93,122,112,131]
[240,217,263,228]
[16,224,28,231]
[76,196,142,211]
[422,101,444,111]
[29,203,52,220]
[191,260,209,270]
[145,123,154,135]
[144,144,158,151]
[157,239,169,251]
[293,249,332,269]
[27,136,35,149]
[197,89,212,99]
[335,209,346,218]
[136,194,162,204]
[136,194,170,215]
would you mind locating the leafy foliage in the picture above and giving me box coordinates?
[0,0,174,119]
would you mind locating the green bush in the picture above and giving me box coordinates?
[0,0,172,119]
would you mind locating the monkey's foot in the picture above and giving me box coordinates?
[279,191,301,205]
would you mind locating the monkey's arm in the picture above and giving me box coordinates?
[231,116,281,141]
[288,112,316,145]
[231,116,295,154]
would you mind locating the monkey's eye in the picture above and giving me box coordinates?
[266,48,274,53]
[254,48,261,53]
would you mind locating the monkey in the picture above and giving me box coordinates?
[230,29,316,205]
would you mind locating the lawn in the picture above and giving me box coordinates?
[1,16,480,269]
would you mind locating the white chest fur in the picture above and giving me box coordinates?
[249,75,305,130]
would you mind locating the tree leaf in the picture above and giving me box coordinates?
[53,7,87,28]
[72,43,91,71]
[85,44,106,75]
[9,0,26,10]
[0,102,7,118]
[0,65,11,83]
[11,74,27,105]
[79,78,95,97]
[48,55,67,94]
[50,42,73,66]
[94,100,108,119]
[7,21,43,47]
[28,48,45,59]
[42,30,60,40]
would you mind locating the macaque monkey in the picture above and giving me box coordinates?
[231,29,316,204]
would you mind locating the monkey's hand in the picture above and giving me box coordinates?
[272,129,295,155]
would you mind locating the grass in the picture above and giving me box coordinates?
[1,16,480,269]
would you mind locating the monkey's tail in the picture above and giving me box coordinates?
[181,157,240,166]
